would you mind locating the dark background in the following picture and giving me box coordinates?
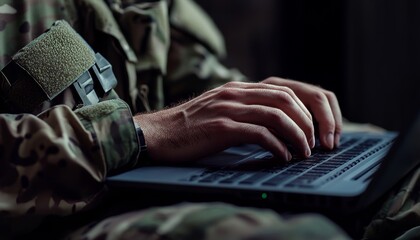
[196,0,420,131]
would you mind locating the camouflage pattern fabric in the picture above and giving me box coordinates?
[363,167,420,240]
[0,0,77,68]
[65,202,350,240]
[0,99,139,237]
[73,0,246,112]
[0,0,419,239]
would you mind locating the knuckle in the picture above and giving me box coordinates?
[253,126,271,143]
[273,109,286,122]
[265,109,284,125]
[335,122,343,133]
[276,91,294,105]
[305,121,315,136]
[280,86,294,94]
[294,129,309,152]
[262,76,278,84]
[215,88,239,100]
[323,90,336,100]
[223,81,238,88]
[297,128,308,142]
[312,91,328,104]
[323,120,336,132]
[283,94,295,107]
[211,102,232,113]
[210,118,231,132]
[307,112,314,122]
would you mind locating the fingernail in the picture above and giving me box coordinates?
[306,147,312,157]
[335,133,341,147]
[309,136,315,148]
[286,151,292,161]
[326,132,334,149]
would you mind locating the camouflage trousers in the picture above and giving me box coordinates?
[65,202,349,240]
[59,167,420,240]
[362,167,420,240]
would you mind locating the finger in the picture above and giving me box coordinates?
[265,79,336,149]
[257,78,314,121]
[217,103,311,158]
[256,77,341,149]
[241,89,314,149]
[211,87,314,148]
[226,120,292,162]
[323,90,343,147]
[221,81,313,122]
[307,91,336,149]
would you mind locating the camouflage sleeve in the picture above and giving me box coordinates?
[164,0,247,106]
[88,0,246,111]
[0,99,139,230]
[66,202,350,240]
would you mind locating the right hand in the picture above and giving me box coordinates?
[134,81,316,163]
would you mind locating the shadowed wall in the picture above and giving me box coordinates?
[196,0,419,131]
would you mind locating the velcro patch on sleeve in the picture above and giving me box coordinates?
[13,20,95,99]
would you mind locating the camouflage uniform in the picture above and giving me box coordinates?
[0,0,418,239]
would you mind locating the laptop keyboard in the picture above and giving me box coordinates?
[284,139,384,187]
[184,136,394,188]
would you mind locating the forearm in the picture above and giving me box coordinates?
[0,99,139,218]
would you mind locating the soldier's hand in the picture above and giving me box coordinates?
[262,77,342,149]
[134,78,341,162]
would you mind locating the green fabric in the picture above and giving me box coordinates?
[1,0,419,239]
[13,20,95,99]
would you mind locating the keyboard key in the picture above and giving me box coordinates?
[262,173,295,186]
[239,172,269,184]
[220,172,246,184]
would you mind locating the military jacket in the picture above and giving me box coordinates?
[0,0,245,235]
[1,1,419,240]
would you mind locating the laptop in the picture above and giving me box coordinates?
[107,111,420,212]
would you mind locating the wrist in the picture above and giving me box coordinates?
[133,111,177,162]
[134,120,147,154]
